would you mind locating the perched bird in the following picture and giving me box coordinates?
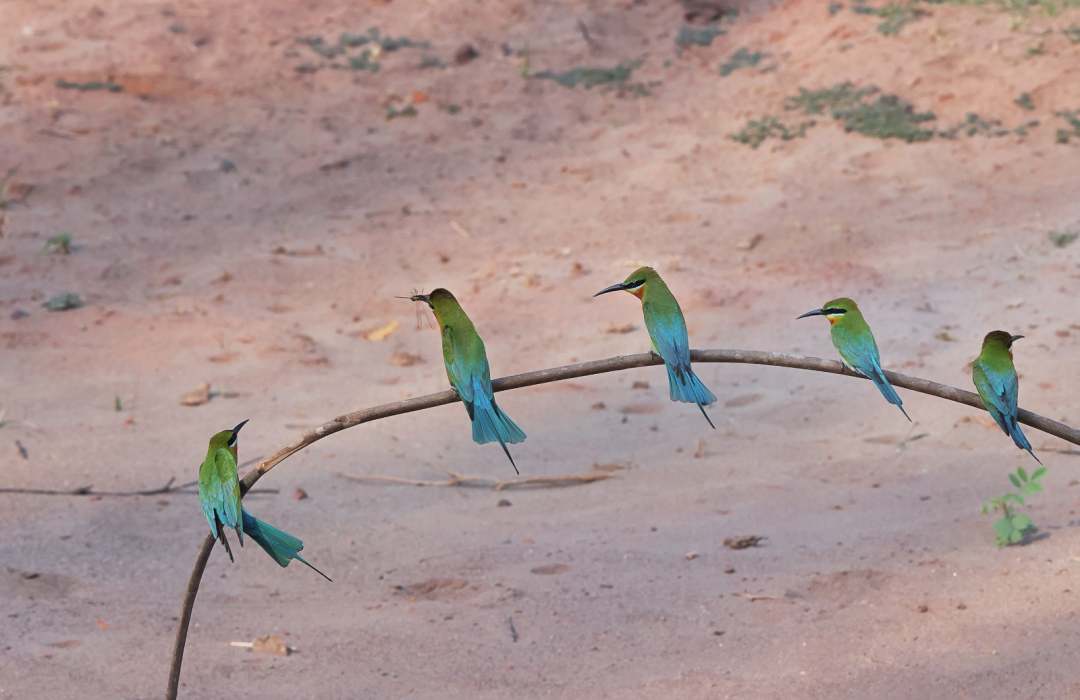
[972,330,1040,464]
[798,297,910,421]
[409,289,526,473]
[198,420,331,581]
[594,266,717,428]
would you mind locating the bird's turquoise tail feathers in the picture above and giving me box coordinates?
[665,364,716,406]
[241,510,332,582]
[665,364,717,429]
[867,365,910,422]
[469,387,526,474]
[1004,415,1041,464]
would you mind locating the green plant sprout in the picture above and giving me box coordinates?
[982,466,1046,546]
[43,233,72,255]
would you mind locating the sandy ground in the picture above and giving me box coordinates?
[2,0,1080,697]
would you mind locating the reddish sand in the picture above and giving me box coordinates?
[2,0,1080,697]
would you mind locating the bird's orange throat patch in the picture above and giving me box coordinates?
[630,286,645,299]
[826,314,842,325]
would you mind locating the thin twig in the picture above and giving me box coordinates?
[335,469,614,491]
[507,616,519,643]
[0,477,186,496]
[732,592,784,602]
[169,349,1080,699]
[577,19,601,52]
[0,478,278,497]
[0,457,269,497]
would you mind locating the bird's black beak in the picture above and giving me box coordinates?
[1010,334,1025,343]
[594,282,632,297]
[797,308,826,319]
[408,293,431,305]
[231,419,249,436]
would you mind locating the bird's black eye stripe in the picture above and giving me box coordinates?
[227,432,238,447]
[822,307,847,315]
[626,279,646,289]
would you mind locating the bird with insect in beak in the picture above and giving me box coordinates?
[797,297,910,421]
[406,289,526,473]
[972,330,1041,464]
[198,419,332,581]
[594,266,717,428]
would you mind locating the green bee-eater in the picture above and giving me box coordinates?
[198,420,331,581]
[409,289,526,473]
[972,330,1040,464]
[798,297,910,421]
[595,266,717,428]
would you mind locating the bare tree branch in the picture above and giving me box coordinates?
[168,349,1079,699]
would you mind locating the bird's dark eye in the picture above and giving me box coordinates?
[823,307,847,315]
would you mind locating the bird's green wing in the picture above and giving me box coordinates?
[199,447,242,535]
[973,360,1013,435]
[442,323,474,405]
[831,321,880,377]
[198,455,222,536]
[643,301,691,370]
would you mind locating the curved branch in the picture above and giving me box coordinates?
[168,349,1078,698]
[166,535,214,700]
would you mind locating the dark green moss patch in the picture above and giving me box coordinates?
[532,59,653,96]
[56,79,122,93]
[784,82,876,116]
[1055,110,1080,143]
[1049,229,1079,247]
[730,117,814,148]
[835,94,936,141]
[719,48,766,76]
[675,24,725,50]
[296,28,429,72]
[850,1,929,35]
[43,292,83,311]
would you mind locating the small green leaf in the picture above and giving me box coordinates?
[43,233,73,255]
[1011,514,1032,532]
[993,518,1013,542]
[1008,473,1022,488]
[1017,467,1029,482]
[1032,467,1047,481]
[1009,528,1023,544]
[1003,493,1026,505]
[1023,482,1043,495]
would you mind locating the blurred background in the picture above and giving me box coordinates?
[2,0,1079,697]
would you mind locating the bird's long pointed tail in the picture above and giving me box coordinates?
[241,510,332,582]
[696,402,716,430]
[470,390,526,474]
[868,367,911,422]
[666,363,717,429]
[1006,417,1041,465]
